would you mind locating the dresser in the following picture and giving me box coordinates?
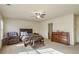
[51,32,70,45]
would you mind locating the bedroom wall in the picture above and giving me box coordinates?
[39,14,75,45]
[75,15,79,43]
[4,18,40,34]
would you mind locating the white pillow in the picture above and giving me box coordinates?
[22,36,28,41]
[21,32,28,36]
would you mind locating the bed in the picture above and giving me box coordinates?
[19,28,33,41]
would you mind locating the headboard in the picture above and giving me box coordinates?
[19,28,33,36]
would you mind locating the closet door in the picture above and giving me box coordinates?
[48,23,53,40]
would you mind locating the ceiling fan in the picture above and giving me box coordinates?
[32,11,46,19]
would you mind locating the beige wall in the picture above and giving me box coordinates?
[39,14,75,45]
[75,15,79,42]
[4,19,40,34]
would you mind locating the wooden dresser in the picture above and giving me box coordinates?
[51,32,70,45]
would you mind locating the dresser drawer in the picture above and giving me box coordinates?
[51,32,70,45]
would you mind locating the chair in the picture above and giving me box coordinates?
[6,32,20,45]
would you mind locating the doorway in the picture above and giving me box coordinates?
[48,23,53,40]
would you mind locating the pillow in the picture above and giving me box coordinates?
[21,32,28,36]
[22,36,29,41]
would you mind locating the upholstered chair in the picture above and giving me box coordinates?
[6,32,20,45]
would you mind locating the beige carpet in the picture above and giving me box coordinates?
[0,39,79,54]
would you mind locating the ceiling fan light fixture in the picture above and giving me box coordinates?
[33,11,46,19]
[37,15,40,18]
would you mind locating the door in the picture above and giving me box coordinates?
[48,23,53,40]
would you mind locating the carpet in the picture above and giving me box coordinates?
[18,48,64,54]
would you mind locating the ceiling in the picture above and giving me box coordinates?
[0,4,79,21]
